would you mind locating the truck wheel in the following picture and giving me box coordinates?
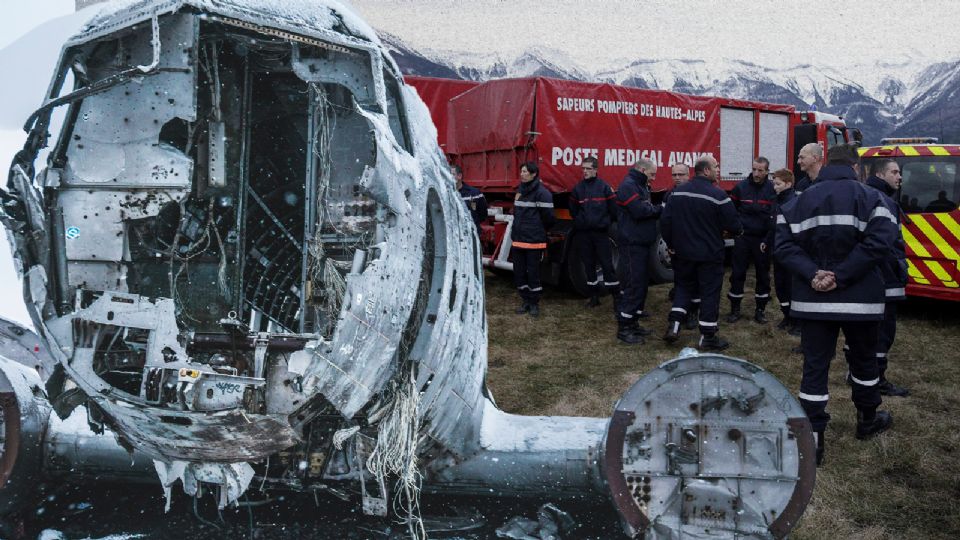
[648,228,673,284]
[565,233,620,297]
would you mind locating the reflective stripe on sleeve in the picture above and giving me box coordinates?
[886,287,905,297]
[791,300,885,315]
[798,392,829,402]
[514,201,554,208]
[869,205,897,225]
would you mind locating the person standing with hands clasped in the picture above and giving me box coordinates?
[775,144,897,466]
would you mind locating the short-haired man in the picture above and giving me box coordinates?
[667,163,700,329]
[726,157,776,324]
[794,143,823,193]
[769,168,799,334]
[570,156,619,308]
[854,158,910,397]
[614,158,661,344]
[452,164,488,229]
[661,156,742,350]
[775,144,897,465]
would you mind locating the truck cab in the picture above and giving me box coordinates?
[859,139,960,301]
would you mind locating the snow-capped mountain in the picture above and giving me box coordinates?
[380,33,959,145]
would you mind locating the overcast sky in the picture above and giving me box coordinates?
[349,0,960,71]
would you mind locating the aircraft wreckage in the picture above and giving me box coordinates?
[0,1,816,537]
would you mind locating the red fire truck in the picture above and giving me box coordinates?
[407,75,861,295]
[859,139,960,301]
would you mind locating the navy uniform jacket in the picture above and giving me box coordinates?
[661,176,742,262]
[459,183,488,227]
[570,177,617,231]
[512,177,556,247]
[865,175,908,301]
[616,169,660,245]
[774,165,900,321]
[766,187,796,248]
[730,175,776,237]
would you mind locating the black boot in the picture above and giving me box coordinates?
[726,300,741,323]
[855,409,893,440]
[632,321,652,337]
[584,295,601,308]
[788,320,802,337]
[699,333,730,351]
[662,320,681,343]
[753,308,768,324]
[814,430,825,467]
[617,322,644,345]
[684,304,700,330]
[515,302,530,314]
[878,378,910,397]
[776,313,790,330]
[528,304,540,318]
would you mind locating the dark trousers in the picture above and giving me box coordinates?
[616,242,650,322]
[799,319,882,432]
[575,230,619,296]
[670,257,722,335]
[513,248,543,305]
[671,257,701,308]
[728,235,771,310]
[878,302,898,376]
[773,261,792,316]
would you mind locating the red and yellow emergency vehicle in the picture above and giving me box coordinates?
[860,139,960,301]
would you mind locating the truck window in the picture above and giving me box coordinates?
[826,127,844,149]
[897,157,960,213]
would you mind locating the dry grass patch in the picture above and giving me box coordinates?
[484,270,960,539]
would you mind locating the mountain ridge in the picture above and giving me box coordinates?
[379,32,959,145]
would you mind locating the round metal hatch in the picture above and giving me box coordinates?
[602,352,815,539]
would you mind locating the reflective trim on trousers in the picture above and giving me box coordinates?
[727,292,744,298]
[755,293,770,299]
[530,287,543,292]
[780,301,790,307]
[698,320,718,327]
[886,287,905,297]
[620,312,634,319]
[791,300,885,315]
[586,280,600,286]
[799,392,829,402]
[691,298,701,304]
[850,374,879,386]
[671,307,687,314]
[604,281,620,286]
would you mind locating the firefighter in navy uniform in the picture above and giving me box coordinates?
[727,157,776,324]
[512,161,556,317]
[661,156,742,350]
[452,164,488,229]
[614,158,661,344]
[850,158,910,397]
[570,156,619,308]
[667,164,702,329]
[775,144,897,466]
[768,168,800,334]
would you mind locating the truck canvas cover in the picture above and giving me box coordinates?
[444,77,794,193]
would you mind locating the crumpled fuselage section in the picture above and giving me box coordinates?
[1,1,486,506]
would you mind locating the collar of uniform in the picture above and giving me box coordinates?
[866,175,896,197]
[816,164,858,182]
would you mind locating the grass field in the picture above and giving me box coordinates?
[484,270,960,540]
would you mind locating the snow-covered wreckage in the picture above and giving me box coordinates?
[0,1,817,537]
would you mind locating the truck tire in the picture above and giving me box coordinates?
[565,232,620,297]
[648,225,673,284]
